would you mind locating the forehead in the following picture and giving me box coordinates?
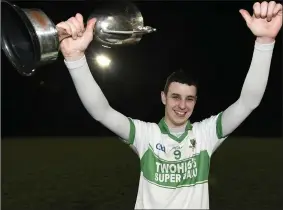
[168,82,197,96]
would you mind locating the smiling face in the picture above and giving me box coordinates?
[161,82,197,128]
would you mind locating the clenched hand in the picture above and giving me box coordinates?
[56,13,96,61]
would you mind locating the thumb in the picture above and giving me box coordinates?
[85,18,96,33]
[239,9,252,25]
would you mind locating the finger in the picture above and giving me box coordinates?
[253,2,261,18]
[239,9,252,25]
[273,3,283,16]
[69,17,82,37]
[85,18,96,33]
[260,1,268,18]
[66,18,78,39]
[75,13,85,33]
[56,21,72,36]
[266,1,276,21]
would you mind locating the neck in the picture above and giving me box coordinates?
[164,116,187,133]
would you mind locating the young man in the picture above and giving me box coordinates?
[57,1,282,209]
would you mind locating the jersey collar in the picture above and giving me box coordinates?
[158,117,192,143]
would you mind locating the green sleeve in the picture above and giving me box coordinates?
[216,112,224,139]
[128,118,136,145]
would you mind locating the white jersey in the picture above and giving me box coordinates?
[127,112,228,209]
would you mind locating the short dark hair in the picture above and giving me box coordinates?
[163,70,198,95]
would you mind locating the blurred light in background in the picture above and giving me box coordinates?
[95,54,111,68]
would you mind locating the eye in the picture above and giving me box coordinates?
[186,97,195,101]
[172,95,180,100]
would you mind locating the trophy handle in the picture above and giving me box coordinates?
[102,26,156,35]
[56,26,73,42]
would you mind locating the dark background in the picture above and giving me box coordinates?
[1,0,282,138]
[1,1,282,210]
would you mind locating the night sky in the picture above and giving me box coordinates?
[2,1,282,138]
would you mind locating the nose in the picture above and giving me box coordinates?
[178,99,186,109]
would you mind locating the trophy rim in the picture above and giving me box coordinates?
[1,0,41,76]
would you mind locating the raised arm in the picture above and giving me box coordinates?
[57,14,130,141]
[221,1,282,137]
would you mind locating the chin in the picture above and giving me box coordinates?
[174,114,192,125]
[166,111,191,127]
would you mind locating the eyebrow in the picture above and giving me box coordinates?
[171,93,196,98]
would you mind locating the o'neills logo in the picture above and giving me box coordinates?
[141,148,210,188]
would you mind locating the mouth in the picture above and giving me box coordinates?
[174,110,187,117]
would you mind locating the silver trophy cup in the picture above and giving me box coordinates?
[1,1,156,76]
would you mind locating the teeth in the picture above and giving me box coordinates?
[175,111,186,116]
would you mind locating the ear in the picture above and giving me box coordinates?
[161,91,166,105]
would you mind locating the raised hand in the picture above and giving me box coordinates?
[239,1,282,43]
[56,13,96,61]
